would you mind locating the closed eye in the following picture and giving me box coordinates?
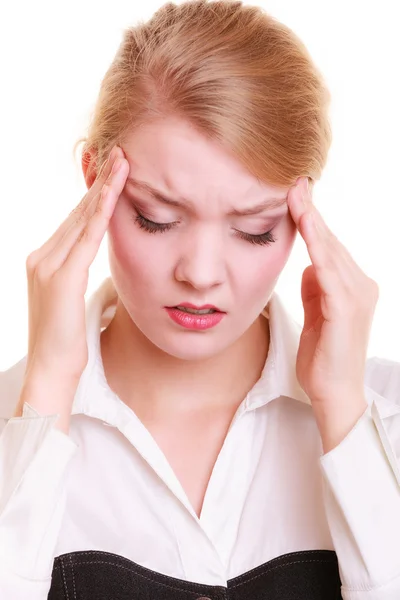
[132,212,277,247]
[134,213,176,233]
[235,229,277,246]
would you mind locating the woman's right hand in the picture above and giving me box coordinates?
[14,144,129,431]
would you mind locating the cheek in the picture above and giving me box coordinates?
[107,210,168,287]
[238,219,296,294]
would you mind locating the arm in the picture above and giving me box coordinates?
[318,359,400,599]
[0,401,77,599]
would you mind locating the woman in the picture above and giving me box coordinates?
[1,1,399,599]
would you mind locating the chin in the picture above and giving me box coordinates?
[146,331,236,362]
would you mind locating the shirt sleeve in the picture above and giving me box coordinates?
[319,361,400,600]
[0,402,78,599]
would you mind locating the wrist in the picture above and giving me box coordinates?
[312,395,368,454]
[15,373,78,434]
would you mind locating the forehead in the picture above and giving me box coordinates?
[121,117,289,207]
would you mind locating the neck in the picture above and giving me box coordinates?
[100,300,270,420]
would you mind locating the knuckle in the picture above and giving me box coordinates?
[71,196,91,221]
[94,201,104,216]
[26,251,39,272]
[369,279,380,300]
[70,199,85,216]
[69,206,80,219]
[369,277,379,290]
[77,227,88,244]
[74,207,89,225]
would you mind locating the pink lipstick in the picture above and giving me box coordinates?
[165,303,226,330]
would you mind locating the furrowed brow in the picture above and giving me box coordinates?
[126,177,287,214]
[126,178,187,208]
[229,197,288,215]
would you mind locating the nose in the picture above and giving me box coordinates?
[174,226,226,291]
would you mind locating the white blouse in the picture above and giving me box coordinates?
[0,276,400,599]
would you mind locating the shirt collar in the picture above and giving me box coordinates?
[247,291,312,409]
[72,277,311,420]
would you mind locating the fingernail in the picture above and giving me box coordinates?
[296,178,306,206]
[301,178,310,204]
[109,145,119,162]
[111,146,118,160]
[111,158,121,174]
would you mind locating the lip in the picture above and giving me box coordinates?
[168,302,224,311]
[165,306,226,330]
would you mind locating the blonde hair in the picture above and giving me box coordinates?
[74,0,332,189]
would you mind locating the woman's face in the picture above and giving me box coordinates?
[105,117,297,360]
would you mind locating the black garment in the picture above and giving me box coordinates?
[48,549,342,599]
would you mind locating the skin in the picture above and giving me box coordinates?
[82,116,298,515]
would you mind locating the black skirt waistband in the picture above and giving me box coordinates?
[48,548,342,600]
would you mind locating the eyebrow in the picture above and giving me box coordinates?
[126,177,287,215]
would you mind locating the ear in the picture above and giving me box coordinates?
[81,149,98,190]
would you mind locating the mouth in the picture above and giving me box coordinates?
[164,304,226,330]
[175,307,219,315]
[168,303,224,315]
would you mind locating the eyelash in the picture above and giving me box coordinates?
[133,213,277,247]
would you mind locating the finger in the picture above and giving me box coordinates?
[39,156,127,276]
[62,159,129,276]
[27,145,121,267]
[25,157,110,348]
[289,181,363,295]
[309,207,371,292]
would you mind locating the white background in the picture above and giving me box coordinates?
[1,0,399,370]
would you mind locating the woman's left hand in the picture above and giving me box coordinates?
[287,177,380,452]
